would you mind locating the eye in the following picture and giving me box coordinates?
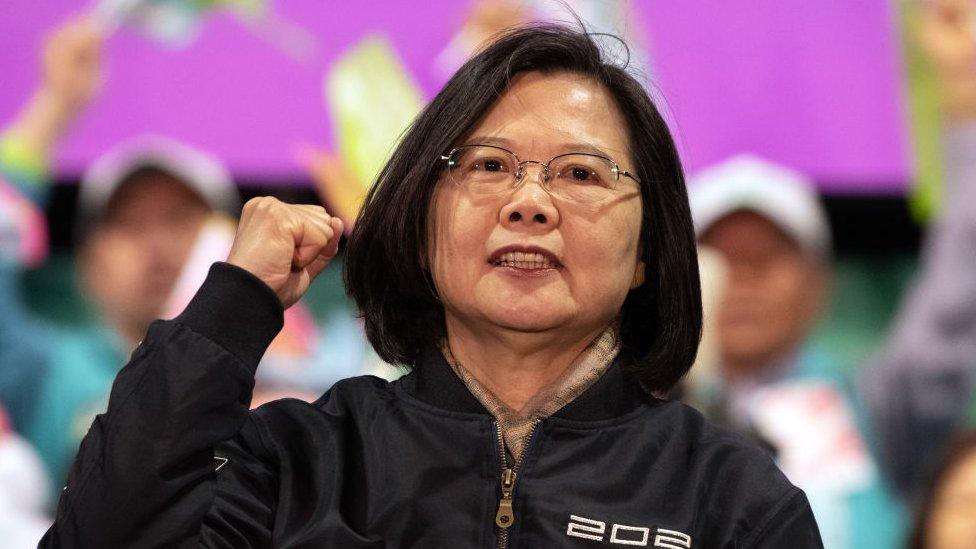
[480,158,506,172]
[561,164,600,184]
[570,166,593,181]
[463,153,512,177]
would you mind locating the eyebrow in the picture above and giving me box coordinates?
[466,136,617,159]
[555,142,615,159]
[467,136,516,149]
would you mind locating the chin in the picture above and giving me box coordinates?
[482,303,572,333]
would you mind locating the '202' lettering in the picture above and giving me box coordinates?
[566,515,691,548]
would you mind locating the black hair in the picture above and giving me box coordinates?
[345,23,702,392]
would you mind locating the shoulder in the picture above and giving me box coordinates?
[233,375,403,475]
[655,399,792,486]
[648,400,812,533]
[249,375,397,430]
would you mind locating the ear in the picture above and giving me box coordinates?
[630,259,646,289]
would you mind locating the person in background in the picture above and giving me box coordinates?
[686,155,903,548]
[0,17,102,438]
[858,0,976,504]
[907,431,976,549]
[0,17,240,501]
[28,136,240,498]
[684,3,976,538]
[1,16,372,506]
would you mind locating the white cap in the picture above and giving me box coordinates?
[79,134,240,226]
[687,154,831,256]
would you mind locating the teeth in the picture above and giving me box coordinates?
[493,251,556,269]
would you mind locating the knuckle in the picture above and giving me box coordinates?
[299,204,328,217]
[244,196,274,213]
[277,216,298,234]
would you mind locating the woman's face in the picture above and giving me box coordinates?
[429,71,645,341]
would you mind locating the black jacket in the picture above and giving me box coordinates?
[42,263,822,548]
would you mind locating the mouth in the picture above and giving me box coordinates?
[487,245,562,271]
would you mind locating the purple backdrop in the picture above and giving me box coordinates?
[642,1,910,194]
[0,1,910,193]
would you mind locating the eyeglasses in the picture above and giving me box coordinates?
[439,144,641,203]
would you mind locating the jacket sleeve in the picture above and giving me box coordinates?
[747,490,824,549]
[858,122,976,498]
[40,262,285,548]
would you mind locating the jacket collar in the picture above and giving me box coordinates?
[398,345,651,422]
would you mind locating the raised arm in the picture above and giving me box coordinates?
[2,16,102,195]
[42,199,343,547]
[0,17,104,435]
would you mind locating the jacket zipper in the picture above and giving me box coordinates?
[495,419,541,549]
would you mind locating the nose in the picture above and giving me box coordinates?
[141,216,202,269]
[726,255,769,286]
[499,163,560,230]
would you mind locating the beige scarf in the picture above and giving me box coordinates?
[442,324,621,459]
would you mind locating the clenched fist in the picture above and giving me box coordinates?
[227,197,344,309]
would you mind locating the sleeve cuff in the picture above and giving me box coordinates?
[175,262,284,371]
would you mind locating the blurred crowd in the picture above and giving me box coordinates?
[1,1,976,548]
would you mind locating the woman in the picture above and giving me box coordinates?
[43,25,822,547]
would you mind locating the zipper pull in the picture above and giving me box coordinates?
[495,467,516,528]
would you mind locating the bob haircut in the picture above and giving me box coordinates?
[345,24,702,392]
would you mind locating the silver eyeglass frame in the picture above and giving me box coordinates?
[439,144,642,190]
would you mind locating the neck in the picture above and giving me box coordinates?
[443,316,607,412]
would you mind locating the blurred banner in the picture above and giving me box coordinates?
[0,1,910,194]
